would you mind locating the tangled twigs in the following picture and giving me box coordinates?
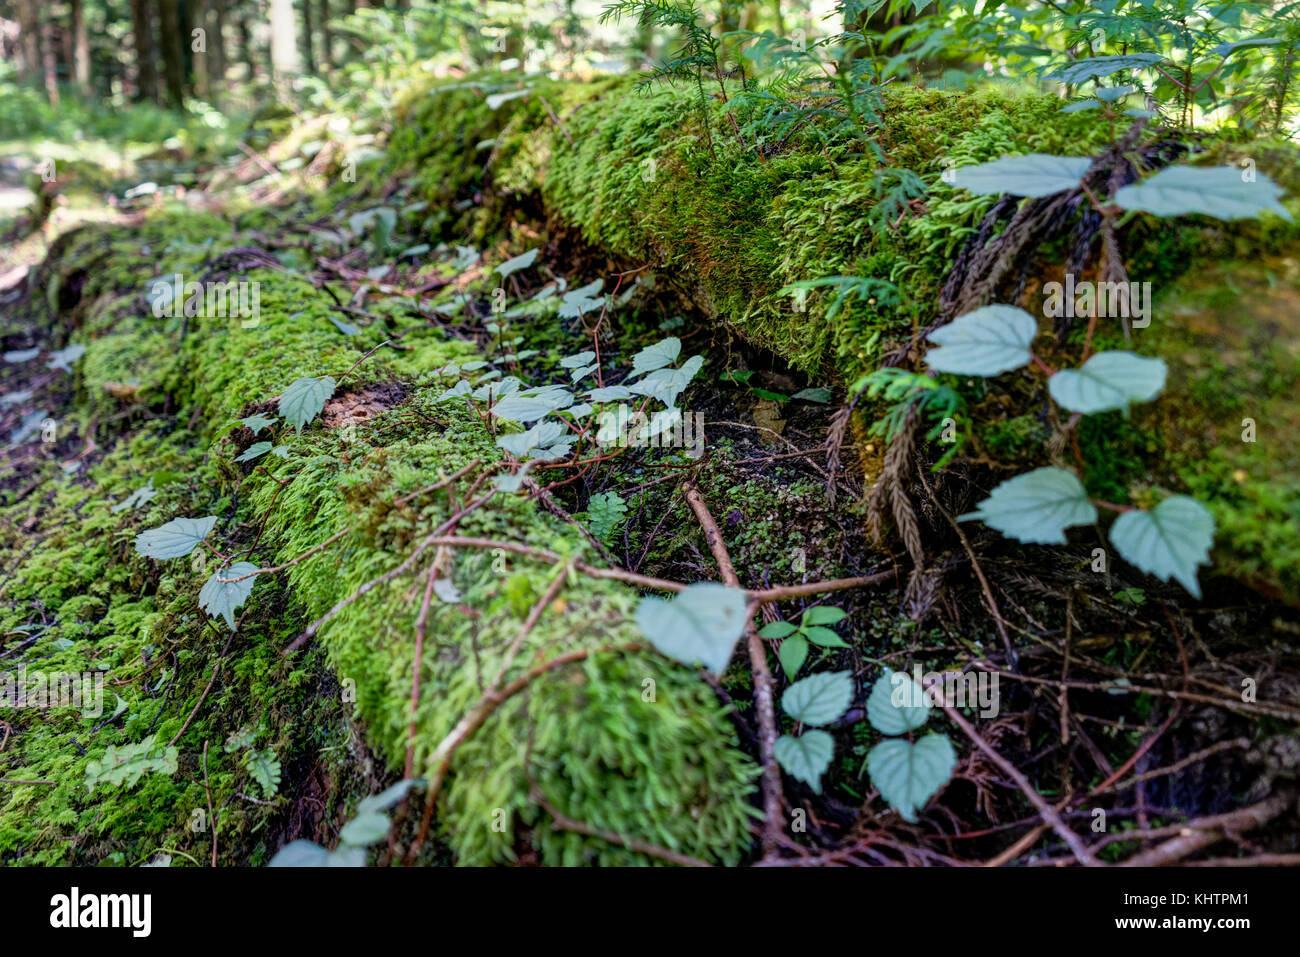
[682,481,783,860]
[925,676,1100,867]
[1116,791,1295,867]
[416,534,896,601]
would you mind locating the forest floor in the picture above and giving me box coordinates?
[2,79,1299,867]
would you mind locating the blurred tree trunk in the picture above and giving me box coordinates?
[269,0,301,95]
[319,0,333,71]
[130,0,159,101]
[237,7,255,81]
[71,0,91,95]
[301,0,317,73]
[13,0,41,83]
[41,17,59,106]
[209,0,227,99]
[192,0,210,99]
[156,0,187,107]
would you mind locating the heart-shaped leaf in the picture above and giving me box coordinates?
[634,582,749,674]
[960,467,1098,545]
[866,669,931,735]
[1109,496,1215,599]
[866,734,956,822]
[951,154,1091,198]
[199,561,259,629]
[925,305,1037,376]
[135,515,219,559]
[630,337,682,375]
[1115,166,1292,221]
[278,375,336,433]
[1049,351,1167,415]
[774,730,835,792]
[782,670,853,727]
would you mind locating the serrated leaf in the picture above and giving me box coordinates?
[1049,351,1166,415]
[628,355,704,409]
[866,669,931,734]
[496,420,567,456]
[777,633,808,679]
[235,441,272,463]
[495,247,539,278]
[1050,53,1164,85]
[586,386,633,402]
[278,375,336,433]
[199,562,259,629]
[925,305,1037,376]
[134,515,218,558]
[558,281,604,318]
[243,747,281,798]
[634,582,748,674]
[774,730,834,792]
[630,337,681,375]
[586,491,627,540]
[1109,496,1215,599]
[240,413,276,434]
[491,386,574,422]
[959,467,1097,545]
[782,670,853,726]
[866,734,956,822]
[951,154,1090,198]
[1115,166,1292,221]
[84,737,178,794]
[559,350,596,369]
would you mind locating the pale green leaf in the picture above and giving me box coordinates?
[925,305,1037,376]
[278,375,336,433]
[1115,166,1292,221]
[960,467,1097,545]
[866,734,956,822]
[630,337,682,375]
[199,561,259,629]
[134,515,218,559]
[235,441,272,463]
[634,582,749,674]
[1109,496,1215,599]
[782,670,853,726]
[1049,351,1166,415]
[951,154,1090,197]
[866,669,931,734]
[774,730,834,792]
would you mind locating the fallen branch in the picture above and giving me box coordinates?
[682,481,784,860]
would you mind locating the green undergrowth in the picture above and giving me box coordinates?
[2,199,758,865]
